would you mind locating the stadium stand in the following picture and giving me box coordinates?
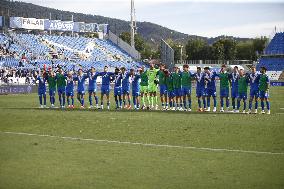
[0,32,145,72]
[256,32,284,80]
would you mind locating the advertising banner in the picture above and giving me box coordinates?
[10,17,45,30]
[0,16,2,27]
[0,85,35,95]
[45,20,74,31]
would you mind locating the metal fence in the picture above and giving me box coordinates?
[161,39,175,71]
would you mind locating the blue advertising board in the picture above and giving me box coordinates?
[270,81,284,87]
[0,85,35,95]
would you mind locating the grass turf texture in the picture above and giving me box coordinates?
[0,87,284,189]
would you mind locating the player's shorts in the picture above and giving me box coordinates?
[57,87,66,94]
[77,90,85,95]
[182,86,191,96]
[49,89,56,96]
[220,87,229,97]
[238,92,247,99]
[101,85,110,95]
[196,88,205,98]
[122,87,130,95]
[114,86,122,96]
[140,85,148,93]
[259,90,269,99]
[168,90,175,98]
[88,88,97,93]
[250,88,259,98]
[38,88,46,96]
[66,91,74,97]
[174,88,182,97]
[231,87,238,98]
[148,83,157,93]
[159,84,167,95]
[132,90,140,97]
[205,88,217,97]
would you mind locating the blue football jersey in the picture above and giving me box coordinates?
[248,73,260,90]
[74,75,88,92]
[122,72,131,89]
[37,76,46,90]
[100,72,114,86]
[205,72,217,90]
[88,72,99,90]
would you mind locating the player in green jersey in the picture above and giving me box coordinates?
[218,65,230,112]
[146,63,159,110]
[140,66,150,109]
[181,64,194,111]
[172,66,183,111]
[158,64,168,110]
[56,67,67,108]
[236,69,249,113]
[47,70,56,108]
[259,67,270,114]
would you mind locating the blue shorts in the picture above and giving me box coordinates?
[182,86,191,96]
[38,89,46,96]
[159,84,167,95]
[231,87,238,98]
[57,87,66,94]
[205,88,217,97]
[238,92,247,99]
[77,90,85,95]
[114,87,122,96]
[174,88,182,97]
[66,91,74,97]
[101,85,110,95]
[250,88,259,98]
[259,90,269,99]
[49,89,56,96]
[132,90,140,97]
[168,91,175,98]
[220,88,229,97]
[196,88,205,98]
[88,88,97,93]
[122,87,130,95]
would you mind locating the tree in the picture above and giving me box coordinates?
[212,38,236,60]
[186,39,212,60]
[253,36,268,56]
[236,41,255,60]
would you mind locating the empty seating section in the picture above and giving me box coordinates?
[257,57,284,71]
[0,33,145,71]
[264,32,284,55]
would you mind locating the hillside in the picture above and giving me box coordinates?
[0,0,250,47]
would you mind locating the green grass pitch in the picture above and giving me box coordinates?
[0,87,284,189]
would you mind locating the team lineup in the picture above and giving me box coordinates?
[36,63,271,114]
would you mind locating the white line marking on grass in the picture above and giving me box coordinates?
[276,113,284,115]
[280,108,284,110]
[1,131,284,156]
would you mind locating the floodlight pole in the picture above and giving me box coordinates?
[130,0,136,48]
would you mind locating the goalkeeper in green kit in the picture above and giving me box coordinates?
[147,63,159,110]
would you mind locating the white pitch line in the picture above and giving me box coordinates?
[280,108,284,110]
[1,131,284,156]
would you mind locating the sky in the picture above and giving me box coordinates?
[20,0,284,38]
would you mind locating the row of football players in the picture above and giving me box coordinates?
[36,63,271,114]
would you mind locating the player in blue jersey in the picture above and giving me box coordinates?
[131,68,141,110]
[113,68,123,109]
[195,67,206,112]
[204,67,217,112]
[230,66,239,112]
[66,71,75,109]
[37,70,47,108]
[99,66,114,110]
[88,67,99,109]
[247,66,260,114]
[259,67,270,115]
[121,67,132,109]
[74,69,88,109]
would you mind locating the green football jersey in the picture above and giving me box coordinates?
[140,71,148,86]
[147,69,159,84]
[181,71,192,87]
[56,73,66,88]
[172,72,182,89]
[238,76,248,93]
[259,74,269,92]
[165,75,174,92]
[219,72,230,89]
[158,70,166,85]
[47,76,57,90]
